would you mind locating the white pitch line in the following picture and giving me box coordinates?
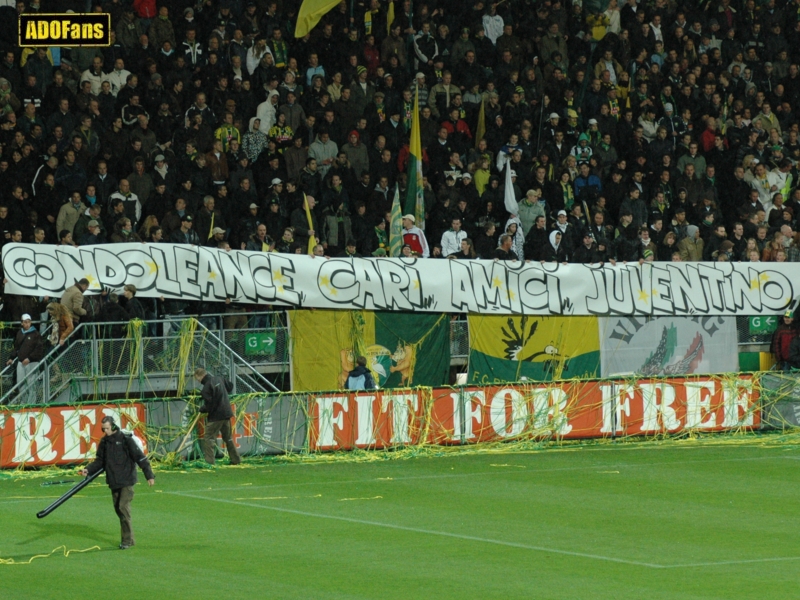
[663,556,800,569]
[169,491,664,569]
[171,490,800,571]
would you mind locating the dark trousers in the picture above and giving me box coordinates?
[112,486,135,546]
[201,419,241,465]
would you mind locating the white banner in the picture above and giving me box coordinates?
[2,243,797,316]
[599,316,739,377]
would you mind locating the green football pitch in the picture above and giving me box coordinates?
[1,443,799,599]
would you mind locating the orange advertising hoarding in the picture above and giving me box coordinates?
[309,376,759,451]
[0,403,145,467]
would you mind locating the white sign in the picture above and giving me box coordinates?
[2,243,797,316]
[599,316,739,377]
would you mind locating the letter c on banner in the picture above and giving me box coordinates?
[2,245,38,290]
[318,259,358,303]
[517,268,548,310]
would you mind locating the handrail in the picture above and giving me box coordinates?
[0,322,87,406]
[0,317,280,405]
[0,320,54,380]
[193,320,280,393]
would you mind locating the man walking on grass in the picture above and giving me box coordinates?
[194,367,241,465]
[81,416,154,549]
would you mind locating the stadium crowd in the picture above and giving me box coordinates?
[0,0,797,315]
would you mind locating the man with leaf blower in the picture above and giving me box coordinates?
[81,416,155,549]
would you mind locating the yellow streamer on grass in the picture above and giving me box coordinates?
[0,545,101,565]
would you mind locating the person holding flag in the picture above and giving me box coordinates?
[290,194,318,253]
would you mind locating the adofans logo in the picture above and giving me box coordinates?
[19,13,110,47]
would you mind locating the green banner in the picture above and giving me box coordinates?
[290,310,451,391]
[372,312,450,388]
[468,315,600,384]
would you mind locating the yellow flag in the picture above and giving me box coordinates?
[386,0,395,35]
[474,98,486,149]
[304,193,316,254]
[290,310,375,391]
[295,0,340,38]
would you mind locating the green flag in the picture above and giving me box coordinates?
[373,312,450,388]
[404,88,425,230]
[295,0,340,37]
[389,184,403,256]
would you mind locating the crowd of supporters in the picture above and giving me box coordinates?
[0,0,797,278]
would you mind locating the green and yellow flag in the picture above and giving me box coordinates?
[468,315,600,384]
[290,310,450,391]
[404,88,425,229]
[389,184,403,256]
[295,0,340,37]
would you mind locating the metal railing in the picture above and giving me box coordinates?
[0,318,278,406]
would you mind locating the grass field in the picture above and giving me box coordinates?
[1,443,799,599]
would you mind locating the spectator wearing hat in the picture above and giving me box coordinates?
[206,226,227,247]
[195,195,226,242]
[412,72,430,110]
[342,130,369,179]
[402,214,429,257]
[7,313,44,403]
[75,201,104,240]
[349,66,376,115]
[772,308,799,370]
[678,224,704,262]
[78,219,106,246]
[170,214,200,244]
[337,239,362,258]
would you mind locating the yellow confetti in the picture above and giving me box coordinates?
[236,496,288,500]
[339,496,383,501]
[376,477,394,480]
